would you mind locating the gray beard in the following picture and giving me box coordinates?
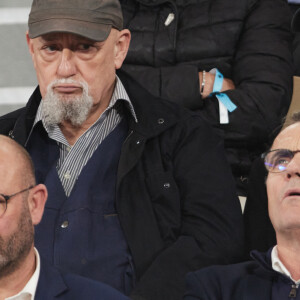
[42,79,93,127]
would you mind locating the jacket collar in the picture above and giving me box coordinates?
[229,250,274,300]
[11,70,190,144]
[11,86,42,146]
[251,248,295,284]
[238,248,298,300]
[35,258,68,300]
[250,248,274,273]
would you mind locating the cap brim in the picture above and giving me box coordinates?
[28,18,112,41]
[292,8,300,32]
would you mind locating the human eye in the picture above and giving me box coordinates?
[42,44,60,53]
[78,44,91,51]
[270,150,292,170]
[75,43,98,59]
[77,43,95,52]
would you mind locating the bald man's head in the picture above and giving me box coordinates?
[0,136,36,189]
[0,136,48,281]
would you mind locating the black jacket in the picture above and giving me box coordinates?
[0,71,244,300]
[120,0,294,193]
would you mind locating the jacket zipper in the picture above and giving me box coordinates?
[123,130,133,145]
[289,284,298,298]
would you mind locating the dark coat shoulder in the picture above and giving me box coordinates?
[184,261,273,300]
[36,258,129,300]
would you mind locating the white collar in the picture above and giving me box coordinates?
[272,245,300,285]
[5,248,41,300]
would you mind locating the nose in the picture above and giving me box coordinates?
[56,48,76,78]
[285,153,300,179]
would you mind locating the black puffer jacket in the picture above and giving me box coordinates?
[120,0,294,193]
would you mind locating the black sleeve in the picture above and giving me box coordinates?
[121,64,202,110]
[201,0,293,147]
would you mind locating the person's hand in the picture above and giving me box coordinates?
[199,72,235,99]
[221,78,235,92]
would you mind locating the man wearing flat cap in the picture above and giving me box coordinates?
[0,0,244,299]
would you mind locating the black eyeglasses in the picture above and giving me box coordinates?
[0,186,34,217]
[262,149,300,173]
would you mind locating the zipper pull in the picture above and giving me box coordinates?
[8,130,15,139]
[164,13,175,26]
[289,284,298,298]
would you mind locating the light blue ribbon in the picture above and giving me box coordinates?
[216,93,237,113]
[211,69,237,113]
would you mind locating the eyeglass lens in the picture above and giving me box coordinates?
[264,149,295,172]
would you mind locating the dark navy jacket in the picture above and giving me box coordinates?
[36,258,129,300]
[0,70,244,300]
[184,248,300,300]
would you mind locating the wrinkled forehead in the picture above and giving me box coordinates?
[272,122,300,150]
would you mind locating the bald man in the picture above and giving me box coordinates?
[0,135,128,300]
[184,112,300,299]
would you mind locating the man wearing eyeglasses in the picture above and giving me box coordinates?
[0,135,130,300]
[184,112,300,299]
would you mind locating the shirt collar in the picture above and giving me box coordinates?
[272,245,300,284]
[5,248,41,300]
[33,75,138,130]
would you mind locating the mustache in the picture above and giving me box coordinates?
[48,78,87,90]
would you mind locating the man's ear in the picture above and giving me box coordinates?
[26,31,35,58]
[28,184,48,226]
[114,29,131,70]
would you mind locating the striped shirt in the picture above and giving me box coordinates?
[30,77,137,196]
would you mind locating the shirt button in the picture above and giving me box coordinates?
[158,118,165,125]
[61,221,69,228]
[164,182,171,188]
[64,171,71,180]
[66,146,71,152]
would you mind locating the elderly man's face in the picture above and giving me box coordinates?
[0,148,34,277]
[27,29,130,126]
[267,122,300,234]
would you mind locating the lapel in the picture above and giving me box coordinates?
[35,258,68,300]
[12,87,41,146]
[243,274,272,300]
